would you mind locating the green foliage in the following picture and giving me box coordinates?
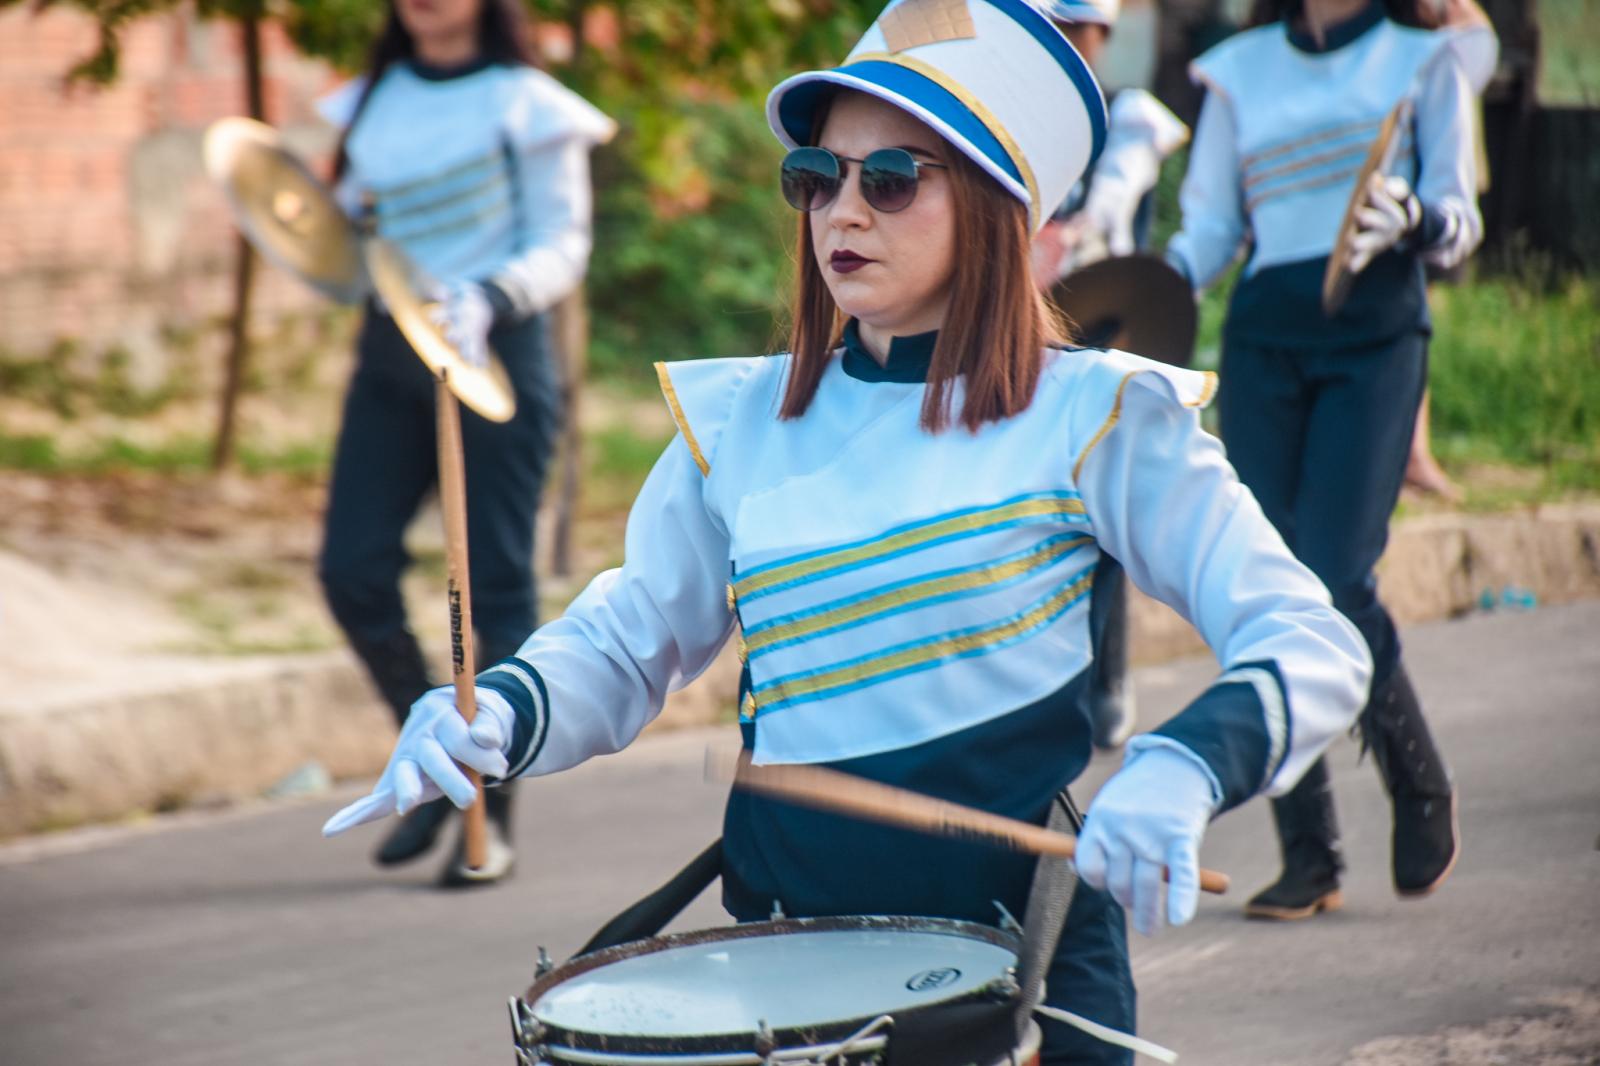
[586,101,794,377]
[548,1,882,375]
[1428,272,1600,471]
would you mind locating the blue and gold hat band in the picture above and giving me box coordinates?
[776,58,1029,192]
[767,0,1107,228]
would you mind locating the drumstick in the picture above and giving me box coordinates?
[706,749,1229,895]
[436,372,489,871]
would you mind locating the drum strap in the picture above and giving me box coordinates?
[577,838,724,956]
[1014,790,1083,1041]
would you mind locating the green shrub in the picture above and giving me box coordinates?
[588,99,792,380]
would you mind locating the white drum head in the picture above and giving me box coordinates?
[532,919,1017,1038]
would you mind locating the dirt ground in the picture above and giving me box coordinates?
[0,372,672,703]
[1344,987,1600,1065]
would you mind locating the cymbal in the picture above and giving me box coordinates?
[363,238,517,424]
[1322,100,1410,317]
[1051,253,1197,367]
[203,117,366,304]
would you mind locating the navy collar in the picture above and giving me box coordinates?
[408,55,495,81]
[840,319,939,384]
[1285,1,1385,54]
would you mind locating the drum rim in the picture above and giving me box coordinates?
[521,914,1021,1057]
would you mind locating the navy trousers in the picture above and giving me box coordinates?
[1217,330,1427,684]
[319,309,563,656]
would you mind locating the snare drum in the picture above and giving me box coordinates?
[509,916,1039,1066]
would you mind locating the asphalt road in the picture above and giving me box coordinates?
[3,603,1597,1066]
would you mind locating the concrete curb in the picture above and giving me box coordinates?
[2,505,1595,839]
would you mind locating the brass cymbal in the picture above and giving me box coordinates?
[1051,253,1197,367]
[364,238,517,424]
[1322,100,1410,317]
[203,117,366,303]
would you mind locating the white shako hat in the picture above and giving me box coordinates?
[766,0,1106,231]
[1038,0,1121,27]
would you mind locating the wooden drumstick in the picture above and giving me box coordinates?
[706,749,1230,895]
[436,372,489,871]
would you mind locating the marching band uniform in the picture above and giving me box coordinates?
[1165,1,1480,916]
[327,2,1369,1060]
[316,56,613,881]
[1035,0,1191,753]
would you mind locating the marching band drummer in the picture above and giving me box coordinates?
[1164,0,1483,920]
[316,0,613,885]
[1031,0,1192,754]
[326,1,1370,1060]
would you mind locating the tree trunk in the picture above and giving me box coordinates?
[549,284,589,579]
[212,13,266,472]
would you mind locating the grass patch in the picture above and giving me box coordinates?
[1540,0,1600,105]
[584,423,675,511]
[0,434,332,477]
[1429,273,1600,472]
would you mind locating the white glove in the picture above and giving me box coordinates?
[1082,189,1137,260]
[1346,173,1422,275]
[428,281,495,371]
[321,685,516,837]
[1075,744,1220,936]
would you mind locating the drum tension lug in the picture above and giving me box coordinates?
[770,899,786,921]
[756,1018,778,1059]
[535,946,555,978]
[508,995,545,1052]
[991,900,1023,937]
[989,968,1022,1003]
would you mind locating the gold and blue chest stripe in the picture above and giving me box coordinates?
[1242,115,1414,212]
[733,490,1096,717]
[732,490,1088,604]
[744,530,1091,659]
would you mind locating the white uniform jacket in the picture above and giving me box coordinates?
[480,333,1371,819]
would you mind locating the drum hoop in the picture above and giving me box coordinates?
[522,915,1021,1058]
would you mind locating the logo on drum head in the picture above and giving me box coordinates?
[906,968,961,992]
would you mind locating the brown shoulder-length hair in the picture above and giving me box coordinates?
[779,91,1067,434]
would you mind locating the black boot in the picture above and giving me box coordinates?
[1358,665,1458,898]
[347,626,434,731]
[347,628,456,867]
[374,798,455,866]
[439,784,516,887]
[1245,757,1345,920]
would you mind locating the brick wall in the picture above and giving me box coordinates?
[0,5,340,382]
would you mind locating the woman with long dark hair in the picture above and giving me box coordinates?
[316,0,613,885]
[1165,0,1484,919]
[326,3,1369,1060]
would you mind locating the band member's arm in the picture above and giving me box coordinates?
[1070,363,1371,810]
[1082,90,1189,257]
[478,433,737,778]
[1163,91,1248,291]
[478,135,596,323]
[1408,49,1484,270]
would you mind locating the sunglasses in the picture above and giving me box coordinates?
[780,146,949,214]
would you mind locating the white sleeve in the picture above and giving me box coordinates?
[1083,90,1190,257]
[1072,367,1372,805]
[1163,90,1249,292]
[1411,52,1484,270]
[480,435,737,776]
[1447,24,1499,95]
[481,136,594,319]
